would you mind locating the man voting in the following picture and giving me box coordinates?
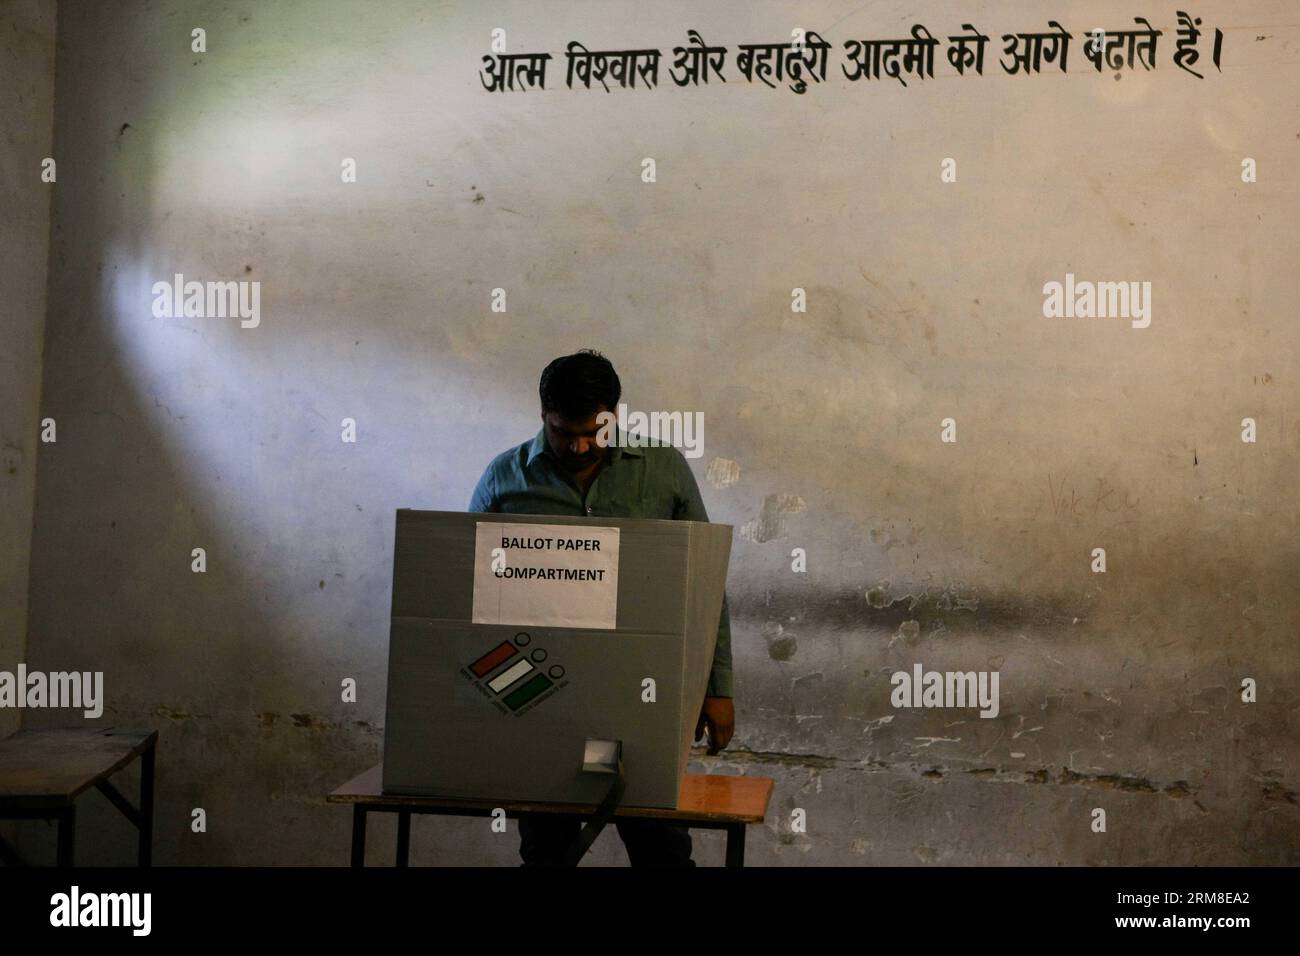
[468,349,735,866]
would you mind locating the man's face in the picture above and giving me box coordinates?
[542,405,610,473]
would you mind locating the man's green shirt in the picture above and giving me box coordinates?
[468,427,734,698]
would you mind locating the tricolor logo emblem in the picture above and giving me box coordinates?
[461,632,567,715]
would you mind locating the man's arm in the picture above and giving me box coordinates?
[670,451,734,700]
[706,596,734,698]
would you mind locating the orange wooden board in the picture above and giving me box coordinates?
[328,763,772,823]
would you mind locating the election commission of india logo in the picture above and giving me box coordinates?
[460,632,568,715]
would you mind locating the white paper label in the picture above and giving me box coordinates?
[472,522,620,629]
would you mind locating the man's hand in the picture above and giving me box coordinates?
[694,696,735,755]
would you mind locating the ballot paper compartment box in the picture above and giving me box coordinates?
[382,509,733,809]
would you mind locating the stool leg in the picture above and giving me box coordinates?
[396,810,411,867]
[724,823,745,868]
[139,742,155,867]
[351,806,367,867]
[57,806,76,868]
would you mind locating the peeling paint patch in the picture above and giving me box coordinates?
[892,619,921,646]
[739,515,779,543]
[865,585,891,608]
[762,621,798,661]
[706,457,741,488]
[1060,769,1157,792]
[718,747,839,769]
[739,493,807,542]
[935,588,980,612]
[154,706,195,721]
[768,493,806,513]
[289,713,330,730]
[718,749,1199,799]
[737,582,1090,632]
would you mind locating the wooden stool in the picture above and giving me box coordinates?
[328,763,772,867]
[0,727,157,867]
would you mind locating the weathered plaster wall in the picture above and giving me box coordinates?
[0,0,56,742]
[18,0,1298,864]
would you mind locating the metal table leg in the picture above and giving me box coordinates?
[724,822,745,868]
[396,810,411,867]
[351,805,367,867]
[139,741,155,867]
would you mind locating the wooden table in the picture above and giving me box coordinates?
[0,727,157,867]
[328,763,773,867]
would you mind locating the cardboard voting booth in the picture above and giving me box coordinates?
[382,509,733,808]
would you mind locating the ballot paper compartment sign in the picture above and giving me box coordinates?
[472,522,620,629]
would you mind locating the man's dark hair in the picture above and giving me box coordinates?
[538,349,621,420]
